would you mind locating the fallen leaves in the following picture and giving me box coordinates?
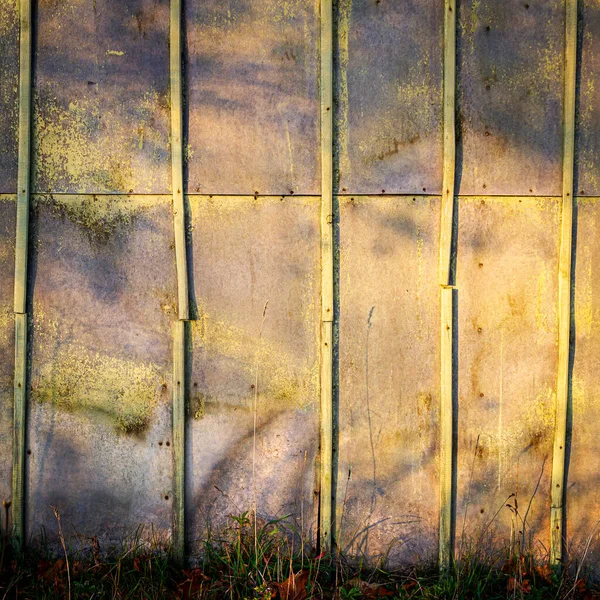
[273,569,309,600]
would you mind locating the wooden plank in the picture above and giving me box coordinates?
[172,320,186,564]
[170,0,189,321]
[319,0,333,551]
[550,0,578,566]
[439,0,456,570]
[12,0,32,552]
[14,0,32,314]
[439,0,456,287]
[439,286,454,568]
[12,313,27,548]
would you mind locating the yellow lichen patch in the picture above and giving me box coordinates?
[336,0,351,185]
[0,308,12,351]
[32,306,161,433]
[0,0,17,38]
[35,194,160,238]
[33,90,168,193]
[191,303,318,415]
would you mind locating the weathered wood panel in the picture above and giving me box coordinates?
[0,197,16,507]
[32,0,170,194]
[337,196,440,564]
[457,0,564,196]
[456,198,559,554]
[334,0,443,195]
[185,0,319,195]
[0,0,19,193]
[26,195,176,545]
[187,197,320,548]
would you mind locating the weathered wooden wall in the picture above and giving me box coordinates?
[1,0,600,569]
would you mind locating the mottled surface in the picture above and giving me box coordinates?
[32,0,170,193]
[570,199,600,566]
[334,0,443,195]
[455,198,559,555]
[578,1,600,197]
[186,197,320,549]
[186,0,319,195]
[0,0,18,193]
[457,0,564,196]
[0,197,15,507]
[26,195,176,545]
[337,196,440,564]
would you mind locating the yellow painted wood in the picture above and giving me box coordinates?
[14,0,32,314]
[439,287,454,569]
[170,0,189,321]
[439,0,456,287]
[551,0,578,566]
[319,0,333,552]
[172,320,186,564]
[12,313,27,548]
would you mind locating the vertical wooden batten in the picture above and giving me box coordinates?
[551,0,578,566]
[12,0,33,550]
[172,320,186,564]
[439,0,457,570]
[170,0,189,321]
[170,0,188,563]
[319,0,334,551]
[439,286,454,570]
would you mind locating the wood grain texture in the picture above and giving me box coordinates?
[551,0,578,566]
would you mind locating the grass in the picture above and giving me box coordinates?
[1,507,599,599]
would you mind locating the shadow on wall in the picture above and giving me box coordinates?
[1,0,600,569]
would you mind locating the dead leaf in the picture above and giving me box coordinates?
[275,570,309,600]
[534,563,552,583]
[178,568,210,600]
